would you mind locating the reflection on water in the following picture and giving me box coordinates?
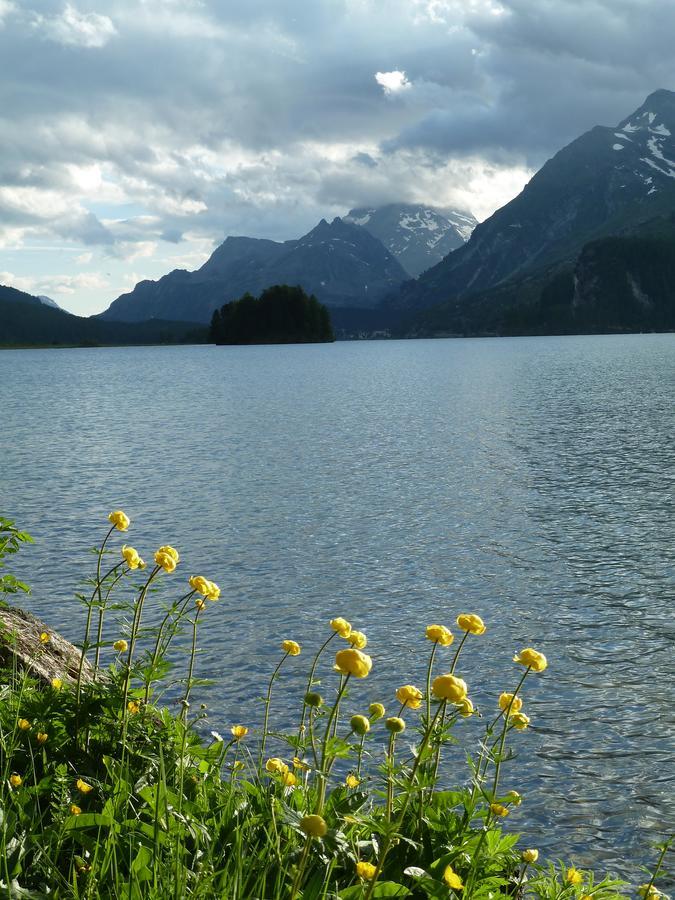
[1,334,674,878]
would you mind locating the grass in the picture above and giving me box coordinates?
[0,513,670,899]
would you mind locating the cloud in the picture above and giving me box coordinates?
[375,70,411,95]
[32,3,117,48]
[0,269,109,295]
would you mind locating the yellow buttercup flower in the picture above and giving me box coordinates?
[76,778,93,793]
[348,630,367,649]
[638,885,662,900]
[231,725,248,740]
[39,631,51,644]
[457,697,474,717]
[154,545,179,573]
[369,702,385,720]
[432,674,468,702]
[426,624,454,646]
[385,716,406,733]
[513,648,548,672]
[281,771,297,787]
[356,861,377,881]
[51,677,63,690]
[108,510,130,531]
[113,639,128,652]
[127,700,141,715]
[9,774,22,788]
[36,732,48,745]
[281,639,301,656]
[334,648,372,678]
[396,684,423,709]
[265,758,288,775]
[350,714,370,736]
[490,802,509,817]
[70,804,82,816]
[456,613,486,635]
[330,617,352,638]
[505,790,522,806]
[300,814,327,837]
[443,864,464,890]
[522,849,539,864]
[499,692,523,713]
[189,575,210,595]
[346,774,360,788]
[18,718,30,731]
[565,868,584,886]
[121,545,143,569]
[510,712,531,730]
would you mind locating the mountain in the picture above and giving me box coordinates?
[0,283,205,346]
[394,89,675,319]
[101,218,408,323]
[343,203,476,277]
[37,295,61,310]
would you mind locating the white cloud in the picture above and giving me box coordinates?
[375,70,411,95]
[0,1,15,25]
[33,3,117,48]
[0,270,109,295]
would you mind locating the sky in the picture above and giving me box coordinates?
[1,0,673,316]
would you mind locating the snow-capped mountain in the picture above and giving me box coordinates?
[37,295,61,310]
[344,203,477,277]
[394,89,675,311]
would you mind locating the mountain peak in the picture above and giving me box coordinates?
[618,88,675,133]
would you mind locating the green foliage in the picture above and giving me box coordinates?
[0,516,33,598]
[0,513,656,899]
[210,284,335,344]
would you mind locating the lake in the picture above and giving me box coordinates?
[2,334,674,878]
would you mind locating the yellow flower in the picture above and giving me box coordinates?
[281,639,301,656]
[36,732,48,745]
[510,712,531,730]
[195,598,207,611]
[456,613,486,635]
[432,674,468,702]
[396,684,423,709]
[300,814,327,838]
[490,802,509,817]
[385,716,406,733]
[39,631,51,644]
[350,714,370,736]
[457,697,474,717]
[426,624,454,646]
[9,774,22,788]
[121,545,143,569]
[127,700,141,715]
[522,849,539,864]
[18,718,30,731]
[638,885,662,900]
[330,617,352,638]
[499,692,523,713]
[513,648,548,672]
[334,648,372,678]
[70,804,82,816]
[369,702,385,720]
[346,774,360,788]
[189,575,220,600]
[347,630,367,649]
[76,778,93,793]
[281,771,297,787]
[51,677,63,690]
[443,864,464,890]
[505,790,522,806]
[292,757,311,771]
[108,510,130,531]
[356,861,377,881]
[304,691,324,708]
[231,725,248,740]
[265,758,288,775]
[565,868,584,886]
[113,639,128,652]
[154,545,179,573]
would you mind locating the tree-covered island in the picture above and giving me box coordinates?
[210,284,335,345]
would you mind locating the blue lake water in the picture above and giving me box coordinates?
[1,334,674,878]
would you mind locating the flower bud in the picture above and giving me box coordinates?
[369,702,385,720]
[522,849,539,864]
[385,716,406,734]
[350,714,370,736]
[304,691,324,708]
[300,814,327,837]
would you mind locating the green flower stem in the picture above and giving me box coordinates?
[180,606,202,722]
[386,731,396,821]
[297,631,337,745]
[316,675,351,812]
[450,631,469,674]
[356,733,366,778]
[92,566,127,675]
[121,565,161,717]
[642,836,672,900]
[258,652,290,772]
[308,707,320,773]
[490,668,530,801]
[425,641,438,725]
[289,836,312,900]
[144,589,196,703]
